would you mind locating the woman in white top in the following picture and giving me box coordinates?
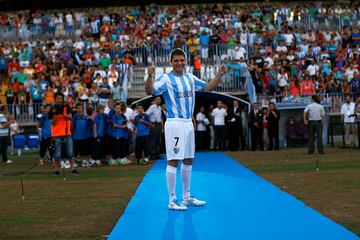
[9,115,22,156]
[107,65,119,88]
[277,68,289,93]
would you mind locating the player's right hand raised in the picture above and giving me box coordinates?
[147,65,155,76]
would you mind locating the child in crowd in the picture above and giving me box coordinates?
[72,103,92,167]
[37,104,54,164]
[133,104,153,165]
[105,100,115,162]
[93,104,106,165]
[110,102,131,166]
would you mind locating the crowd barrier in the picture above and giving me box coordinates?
[0,15,358,43]
[257,92,360,112]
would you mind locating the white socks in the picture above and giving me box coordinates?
[166,165,177,203]
[166,163,193,203]
[181,163,192,200]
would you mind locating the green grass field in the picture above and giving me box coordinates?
[0,153,152,240]
[0,148,359,239]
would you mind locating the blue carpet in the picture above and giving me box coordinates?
[109,152,359,240]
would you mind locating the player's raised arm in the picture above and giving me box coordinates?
[145,65,155,95]
[204,65,228,91]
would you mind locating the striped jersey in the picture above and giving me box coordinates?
[153,71,207,119]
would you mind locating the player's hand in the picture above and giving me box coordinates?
[218,65,228,76]
[147,65,155,76]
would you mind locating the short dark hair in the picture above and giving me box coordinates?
[312,95,321,104]
[170,48,186,61]
[0,105,6,112]
[75,103,83,108]
[54,92,65,100]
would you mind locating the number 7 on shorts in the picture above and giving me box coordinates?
[174,137,179,146]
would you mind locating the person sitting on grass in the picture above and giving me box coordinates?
[133,104,153,165]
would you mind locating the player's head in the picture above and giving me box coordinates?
[217,100,223,108]
[136,103,144,114]
[170,48,186,74]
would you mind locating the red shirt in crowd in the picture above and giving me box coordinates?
[300,80,315,95]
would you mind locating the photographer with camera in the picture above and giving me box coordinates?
[49,92,78,176]
[341,95,357,148]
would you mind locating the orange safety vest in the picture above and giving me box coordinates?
[51,106,71,137]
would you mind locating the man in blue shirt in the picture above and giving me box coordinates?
[110,102,128,165]
[38,74,50,92]
[350,72,360,95]
[30,79,44,121]
[199,31,210,62]
[38,104,54,165]
[134,104,153,165]
[0,52,7,79]
[72,103,91,165]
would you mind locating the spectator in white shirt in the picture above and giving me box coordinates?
[307,59,319,77]
[235,44,247,60]
[196,106,209,150]
[345,65,358,82]
[277,68,289,92]
[146,97,162,159]
[341,96,358,147]
[211,101,227,150]
[283,29,294,46]
[9,115,22,156]
[93,65,107,79]
[276,41,288,54]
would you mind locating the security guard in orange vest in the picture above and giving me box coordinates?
[49,92,79,176]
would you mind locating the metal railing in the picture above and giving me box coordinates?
[6,103,42,125]
[256,93,360,112]
[129,66,251,97]
[0,14,358,43]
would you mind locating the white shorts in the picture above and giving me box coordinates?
[165,118,195,161]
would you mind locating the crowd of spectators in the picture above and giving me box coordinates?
[0,2,359,120]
